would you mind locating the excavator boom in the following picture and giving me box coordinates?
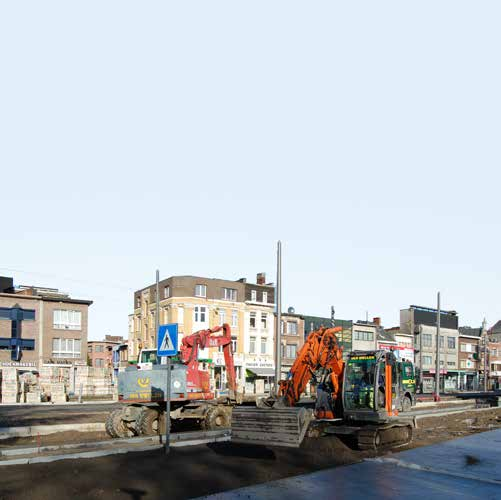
[232,326,344,447]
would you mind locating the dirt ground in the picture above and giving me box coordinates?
[0,431,110,448]
[0,407,500,500]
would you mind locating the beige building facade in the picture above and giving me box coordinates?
[129,274,275,392]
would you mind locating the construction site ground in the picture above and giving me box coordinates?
[0,406,500,500]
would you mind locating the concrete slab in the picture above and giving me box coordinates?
[200,429,501,499]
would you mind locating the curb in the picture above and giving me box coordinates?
[0,422,105,440]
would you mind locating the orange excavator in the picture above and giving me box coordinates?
[232,326,413,450]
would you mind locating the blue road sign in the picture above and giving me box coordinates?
[157,323,178,356]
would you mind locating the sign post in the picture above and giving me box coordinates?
[157,323,178,455]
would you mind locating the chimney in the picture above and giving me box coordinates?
[256,273,266,285]
[373,317,381,326]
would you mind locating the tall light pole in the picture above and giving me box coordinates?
[482,318,488,392]
[274,241,282,395]
[435,292,441,401]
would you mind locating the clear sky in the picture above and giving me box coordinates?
[1,2,499,340]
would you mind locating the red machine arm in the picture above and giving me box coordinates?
[180,323,237,397]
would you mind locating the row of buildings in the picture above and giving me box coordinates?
[1,272,501,394]
[128,273,501,394]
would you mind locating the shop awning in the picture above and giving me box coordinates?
[247,367,275,377]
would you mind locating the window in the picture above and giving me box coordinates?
[218,308,226,324]
[448,337,456,349]
[260,337,267,354]
[231,336,237,353]
[263,292,268,303]
[195,284,207,297]
[95,345,104,353]
[251,290,257,302]
[460,359,466,368]
[222,288,237,301]
[88,346,93,353]
[286,344,298,359]
[422,334,432,347]
[250,312,256,328]
[178,306,184,324]
[164,286,170,299]
[439,336,444,348]
[354,330,374,342]
[261,313,267,329]
[249,336,256,354]
[231,310,238,327]
[53,310,82,330]
[95,358,104,368]
[422,355,432,366]
[136,297,141,308]
[287,322,298,335]
[194,306,207,322]
[52,338,82,358]
[447,361,455,367]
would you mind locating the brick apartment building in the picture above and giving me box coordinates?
[0,276,92,372]
[458,327,482,390]
[88,335,124,368]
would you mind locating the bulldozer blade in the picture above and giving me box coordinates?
[231,407,313,448]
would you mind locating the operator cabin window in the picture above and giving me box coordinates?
[249,336,256,354]
[251,290,257,302]
[263,291,268,303]
[52,338,82,359]
[261,313,267,329]
[222,288,237,301]
[195,284,207,298]
[287,322,298,335]
[194,306,207,322]
[231,310,238,327]
[250,312,256,328]
[53,310,82,330]
[260,337,267,354]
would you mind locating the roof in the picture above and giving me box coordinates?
[377,329,396,343]
[0,292,93,306]
[459,327,483,338]
[489,320,501,334]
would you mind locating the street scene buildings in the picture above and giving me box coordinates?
[2,271,501,401]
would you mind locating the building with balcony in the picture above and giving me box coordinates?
[129,273,274,393]
[0,276,92,373]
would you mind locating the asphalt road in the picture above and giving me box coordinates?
[0,403,121,427]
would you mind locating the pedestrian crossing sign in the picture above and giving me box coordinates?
[157,323,178,356]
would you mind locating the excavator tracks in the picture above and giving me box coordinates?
[357,424,413,451]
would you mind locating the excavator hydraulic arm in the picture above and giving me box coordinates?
[232,326,345,447]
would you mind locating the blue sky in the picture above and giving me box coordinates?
[1,2,499,339]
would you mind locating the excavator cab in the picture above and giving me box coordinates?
[343,350,400,423]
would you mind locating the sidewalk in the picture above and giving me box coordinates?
[200,429,501,499]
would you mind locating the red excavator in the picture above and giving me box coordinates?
[232,326,413,450]
[106,323,238,437]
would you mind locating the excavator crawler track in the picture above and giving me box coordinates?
[357,423,413,451]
